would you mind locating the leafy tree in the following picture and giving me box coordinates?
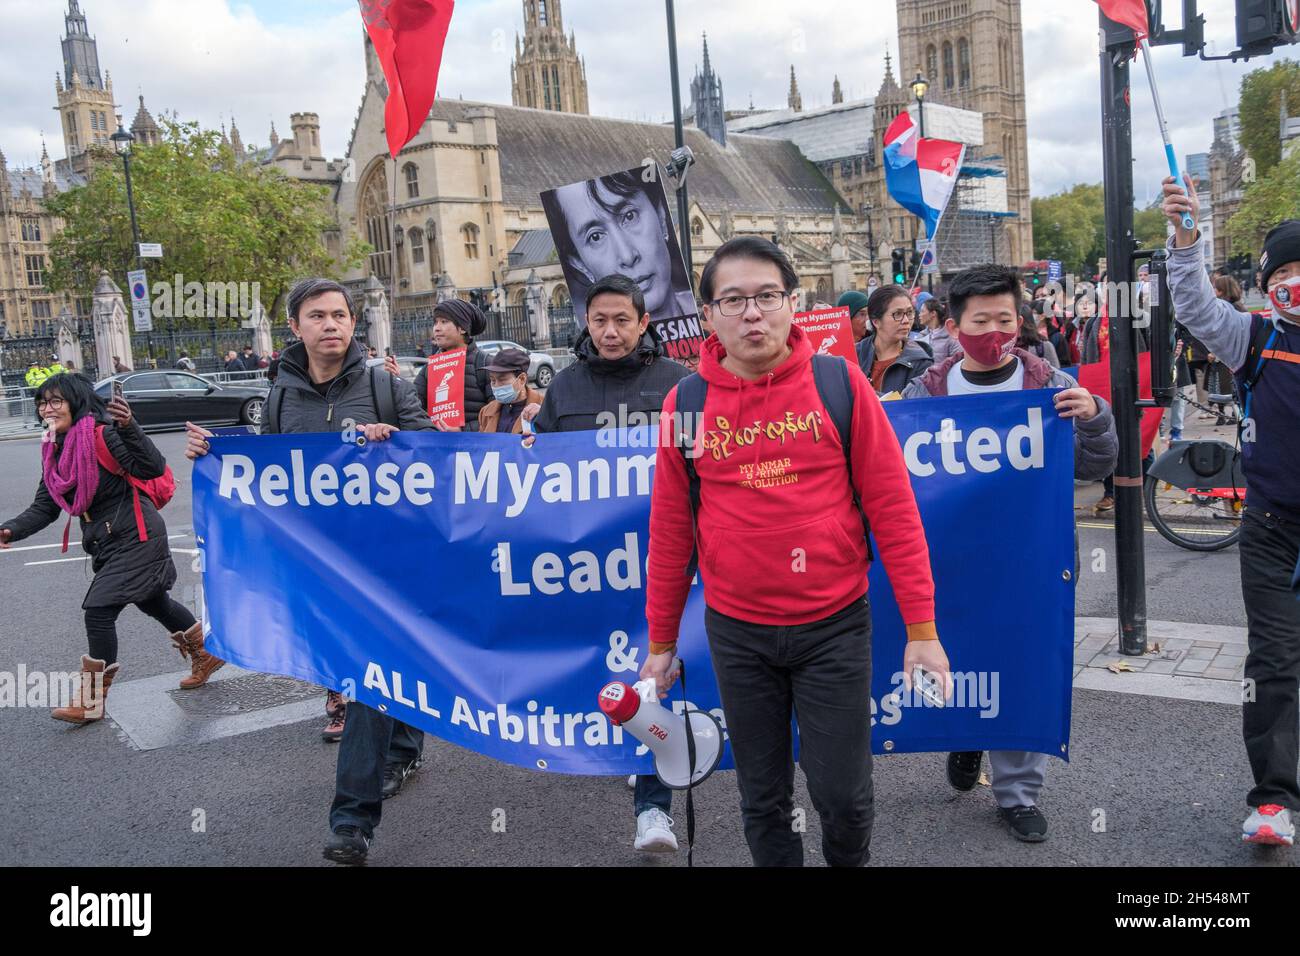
[1034,182,1169,275]
[1227,150,1300,254]
[45,120,367,327]
[1238,60,1300,177]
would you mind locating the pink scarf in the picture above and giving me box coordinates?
[42,415,100,516]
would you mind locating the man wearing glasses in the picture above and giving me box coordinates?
[855,285,934,395]
[643,236,949,866]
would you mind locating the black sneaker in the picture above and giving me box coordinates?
[946,751,983,792]
[323,825,370,865]
[381,757,422,800]
[998,805,1048,843]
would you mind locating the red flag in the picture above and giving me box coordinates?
[359,0,455,159]
[1093,0,1149,40]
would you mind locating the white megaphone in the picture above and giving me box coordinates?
[598,666,724,789]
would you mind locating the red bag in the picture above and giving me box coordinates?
[93,425,175,543]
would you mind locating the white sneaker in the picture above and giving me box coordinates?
[1242,805,1295,846]
[634,808,678,852]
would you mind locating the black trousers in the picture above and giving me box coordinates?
[705,595,874,867]
[84,592,196,666]
[1241,508,1300,810]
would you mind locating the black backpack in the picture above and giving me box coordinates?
[672,353,872,579]
[263,365,400,434]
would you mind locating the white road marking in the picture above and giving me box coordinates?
[25,546,198,566]
[2,533,189,555]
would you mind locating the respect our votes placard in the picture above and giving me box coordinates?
[425,348,466,429]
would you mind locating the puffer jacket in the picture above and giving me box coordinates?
[415,343,491,431]
[263,339,431,435]
[534,324,689,433]
[1,417,177,608]
[901,347,1118,482]
[856,335,935,394]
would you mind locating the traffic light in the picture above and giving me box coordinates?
[891,248,906,284]
[1236,0,1300,54]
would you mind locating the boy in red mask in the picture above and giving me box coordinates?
[902,263,1118,842]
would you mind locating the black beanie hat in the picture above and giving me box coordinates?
[1259,220,1300,289]
[434,298,487,337]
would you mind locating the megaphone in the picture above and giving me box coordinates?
[598,673,724,789]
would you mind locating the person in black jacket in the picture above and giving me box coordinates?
[186,278,432,866]
[414,299,491,431]
[523,273,689,854]
[1,373,222,723]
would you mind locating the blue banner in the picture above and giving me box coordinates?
[193,389,1076,775]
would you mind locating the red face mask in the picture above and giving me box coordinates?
[1269,276,1300,317]
[958,329,1017,366]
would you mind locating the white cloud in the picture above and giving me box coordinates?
[2,0,1294,201]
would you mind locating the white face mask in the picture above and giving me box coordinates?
[1269,276,1300,318]
[492,384,519,404]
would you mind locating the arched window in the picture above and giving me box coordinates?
[409,227,425,265]
[958,38,971,88]
[404,162,420,199]
[691,217,704,240]
[552,66,561,108]
[358,162,392,280]
[942,42,955,90]
[462,223,480,260]
[926,45,938,82]
[551,284,570,307]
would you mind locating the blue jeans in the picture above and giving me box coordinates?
[329,702,425,837]
[633,774,672,816]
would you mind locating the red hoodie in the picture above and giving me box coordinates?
[646,325,937,653]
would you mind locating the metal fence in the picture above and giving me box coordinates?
[0,320,100,388]
[130,327,256,375]
[0,385,39,439]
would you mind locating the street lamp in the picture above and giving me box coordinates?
[111,123,150,362]
[911,72,929,138]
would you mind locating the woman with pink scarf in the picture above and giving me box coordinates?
[0,373,224,723]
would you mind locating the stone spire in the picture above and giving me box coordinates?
[269,121,280,148]
[879,47,899,95]
[130,94,162,147]
[230,114,244,157]
[832,75,843,105]
[691,32,727,147]
[788,66,802,112]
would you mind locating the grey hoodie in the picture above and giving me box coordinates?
[901,348,1118,482]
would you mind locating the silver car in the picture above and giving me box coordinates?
[475,340,556,388]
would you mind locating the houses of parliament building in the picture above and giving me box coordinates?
[1,0,1034,335]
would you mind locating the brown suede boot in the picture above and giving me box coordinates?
[51,655,120,724]
[170,622,226,689]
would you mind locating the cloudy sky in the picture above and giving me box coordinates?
[0,0,1292,203]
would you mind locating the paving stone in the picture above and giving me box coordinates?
[1143,659,1179,675]
[1176,659,1212,675]
[1185,646,1219,661]
[1203,668,1239,682]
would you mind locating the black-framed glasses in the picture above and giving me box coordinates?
[888,308,917,324]
[35,397,66,411]
[709,291,790,317]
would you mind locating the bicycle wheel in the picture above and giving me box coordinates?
[1144,475,1242,552]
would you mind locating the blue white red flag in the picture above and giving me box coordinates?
[882,111,965,240]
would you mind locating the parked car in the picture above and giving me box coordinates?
[475,340,556,388]
[365,356,429,382]
[94,371,269,430]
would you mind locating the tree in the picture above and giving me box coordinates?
[1227,150,1300,254]
[1133,204,1169,250]
[1238,60,1300,177]
[1032,184,1101,276]
[45,120,367,326]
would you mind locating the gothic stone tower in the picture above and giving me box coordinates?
[55,0,116,177]
[896,0,1033,264]
[691,34,726,147]
[510,0,590,114]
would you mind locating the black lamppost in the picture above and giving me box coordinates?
[910,71,929,138]
[111,124,151,363]
[859,202,876,279]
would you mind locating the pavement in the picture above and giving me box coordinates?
[0,424,1286,868]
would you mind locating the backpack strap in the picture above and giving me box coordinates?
[671,373,708,580]
[811,354,873,559]
[263,384,285,435]
[366,365,401,428]
[1240,313,1279,426]
[93,425,148,544]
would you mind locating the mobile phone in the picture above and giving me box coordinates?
[111,380,124,402]
[913,667,946,708]
[522,416,534,436]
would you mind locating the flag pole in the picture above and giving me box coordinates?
[905,143,967,292]
[1138,38,1196,231]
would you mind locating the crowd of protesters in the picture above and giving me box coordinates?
[13,177,1298,864]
